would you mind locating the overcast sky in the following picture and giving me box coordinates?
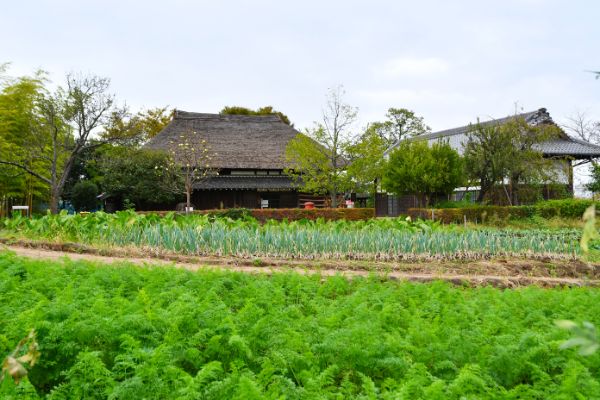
[2,0,599,133]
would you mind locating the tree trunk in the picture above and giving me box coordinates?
[330,191,337,208]
[186,190,191,214]
[50,187,60,214]
[477,183,487,203]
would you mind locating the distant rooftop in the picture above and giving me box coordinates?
[384,108,600,159]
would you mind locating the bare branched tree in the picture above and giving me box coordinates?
[159,129,216,212]
[285,85,357,208]
[563,111,600,145]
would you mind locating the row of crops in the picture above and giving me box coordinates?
[1,252,599,399]
[0,211,583,259]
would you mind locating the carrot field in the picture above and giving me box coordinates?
[1,252,599,399]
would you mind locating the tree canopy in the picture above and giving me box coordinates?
[382,140,464,206]
[464,117,559,204]
[345,126,387,196]
[0,66,173,213]
[285,86,356,207]
[0,70,122,213]
[370,108,431,146]
[98,147,180,209]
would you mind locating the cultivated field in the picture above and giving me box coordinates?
[1,252,599,399]
[0,211,586,261]
[1,210,600,398]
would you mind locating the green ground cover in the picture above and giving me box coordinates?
[0,211,583,260]
[1,252,599,399]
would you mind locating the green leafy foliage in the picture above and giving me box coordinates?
[0,253,599,398]
[70,181,98,212]
[285,86,357,208]
[346,127,387,195]
[369,108,431,146]
[408,199,600,224]
[98,147,180,208]
[463,117,560,204]
[383,141,464,206]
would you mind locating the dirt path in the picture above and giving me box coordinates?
[2,244,599,288]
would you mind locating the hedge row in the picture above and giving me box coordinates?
[246,207,375,222]
[140,208,375,221]
[408,199,597,223]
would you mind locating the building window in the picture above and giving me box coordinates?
[231,170,254,176]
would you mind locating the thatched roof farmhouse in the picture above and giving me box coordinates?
[145,110,314,209]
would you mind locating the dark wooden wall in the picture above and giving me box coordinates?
[191,190,299,210]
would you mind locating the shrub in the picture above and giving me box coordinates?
[248,207,375,222]
[534,199,596,219]
[408,199,597,224]
[207,208,253,221]
[140,208,376,222]
[70,181,99,212]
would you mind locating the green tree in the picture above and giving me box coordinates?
[346,125,387,198]
[220,105,292,126]
[464,117,558,204]
[285,86,357,207]
[103,106,173,147]
[0,73,51,209]
[70,180,98,212]
[371,108,430,146]
[0,70,122,213]
[382,141,463,206]
[586,164,600,195]
[98,147,180,208]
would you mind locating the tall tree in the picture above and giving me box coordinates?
[464,121,515,203]
[98,147,179,209]
[220,105,292,126]
[0,73,53,209]
[285,86,357,207]
[0,70,121,213]
[503,117,560,204]
[382,141,463,207]
[464,117,558,204]
[345,125,387,198]
[371,108,430,146]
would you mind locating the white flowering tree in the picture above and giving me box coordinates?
[157,130,215,213]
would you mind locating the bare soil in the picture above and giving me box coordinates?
[1,239,599,288]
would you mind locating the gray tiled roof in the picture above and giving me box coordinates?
[534,138,600,157]
[193,175,296,190]
[384,108,600,159]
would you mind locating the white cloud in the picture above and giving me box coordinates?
[378,57,450,78]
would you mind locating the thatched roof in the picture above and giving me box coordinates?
[145,111,302,169]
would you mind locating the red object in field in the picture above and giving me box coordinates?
[304,202,315,209]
